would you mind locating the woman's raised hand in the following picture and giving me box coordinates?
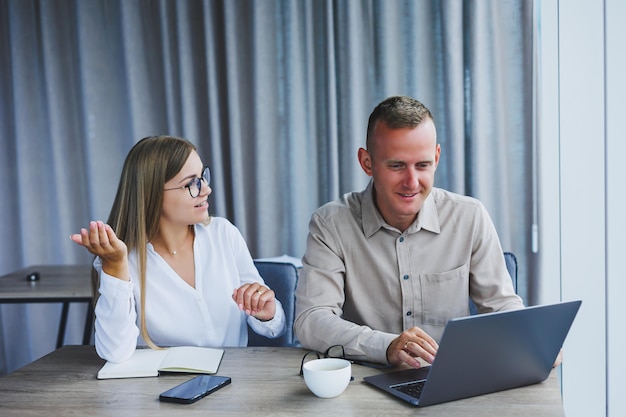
[232,283,276,321]
[70,221,129,280]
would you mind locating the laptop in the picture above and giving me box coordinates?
[363,300,581,406]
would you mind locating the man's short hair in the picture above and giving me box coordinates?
[366,96,434,151]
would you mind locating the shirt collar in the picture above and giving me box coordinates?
[361,181,441,237]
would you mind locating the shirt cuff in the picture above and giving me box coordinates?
[99,269,134,297]
[248,299,287,338]
[365,332,397,365]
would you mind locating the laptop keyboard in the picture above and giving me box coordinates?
[392,380,426,399]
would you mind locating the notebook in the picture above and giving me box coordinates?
[363,300,581,406]
[97,346,224,379]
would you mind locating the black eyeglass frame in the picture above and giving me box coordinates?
[298,345,390,377]
[163,166,210,198]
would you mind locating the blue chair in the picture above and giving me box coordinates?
[247,260,300,347]
[503,251,518,293]
[469,251,518,315]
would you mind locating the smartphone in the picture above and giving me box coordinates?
[159,375,231,404]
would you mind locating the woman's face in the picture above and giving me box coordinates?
[161,151,211,227]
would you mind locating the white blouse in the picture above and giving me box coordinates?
[93,217,286,363]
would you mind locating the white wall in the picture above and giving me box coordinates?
[537,1,626,416]
[605,1,626,416]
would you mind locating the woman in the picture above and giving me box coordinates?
[70,136,285,363]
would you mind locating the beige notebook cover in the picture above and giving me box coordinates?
[97,346,224,379]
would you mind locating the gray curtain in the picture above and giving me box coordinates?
[0,0,533,375]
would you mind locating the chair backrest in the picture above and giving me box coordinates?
[469,251,519,315]
[247,260,300,347]
[503,251,518,293]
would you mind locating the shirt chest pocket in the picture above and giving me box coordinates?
[419,263,470,326]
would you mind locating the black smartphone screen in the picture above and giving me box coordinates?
[159,375,231,404]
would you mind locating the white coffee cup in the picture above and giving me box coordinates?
[302,358,352,398]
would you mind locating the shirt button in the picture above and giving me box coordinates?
[399,237,405,242]
[406,311,412,316]
[403,275,409,280]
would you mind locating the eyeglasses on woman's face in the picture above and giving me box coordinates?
[163,166,210,198]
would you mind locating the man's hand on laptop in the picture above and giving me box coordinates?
[387,327,439,369]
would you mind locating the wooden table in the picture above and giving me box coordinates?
[0,345,565,416]
[0,265,93,348]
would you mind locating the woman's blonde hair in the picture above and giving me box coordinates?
[97,135,198,349]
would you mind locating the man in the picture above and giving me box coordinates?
[294,96,524,369]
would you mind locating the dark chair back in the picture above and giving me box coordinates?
[469,251,519,315]
[503,251,518,293]
[248,260,300,347]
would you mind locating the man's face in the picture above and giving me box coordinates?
[358,118,440,232]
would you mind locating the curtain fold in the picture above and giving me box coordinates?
[0,0,532,375]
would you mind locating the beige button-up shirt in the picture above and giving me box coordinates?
[294,182,524,364]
